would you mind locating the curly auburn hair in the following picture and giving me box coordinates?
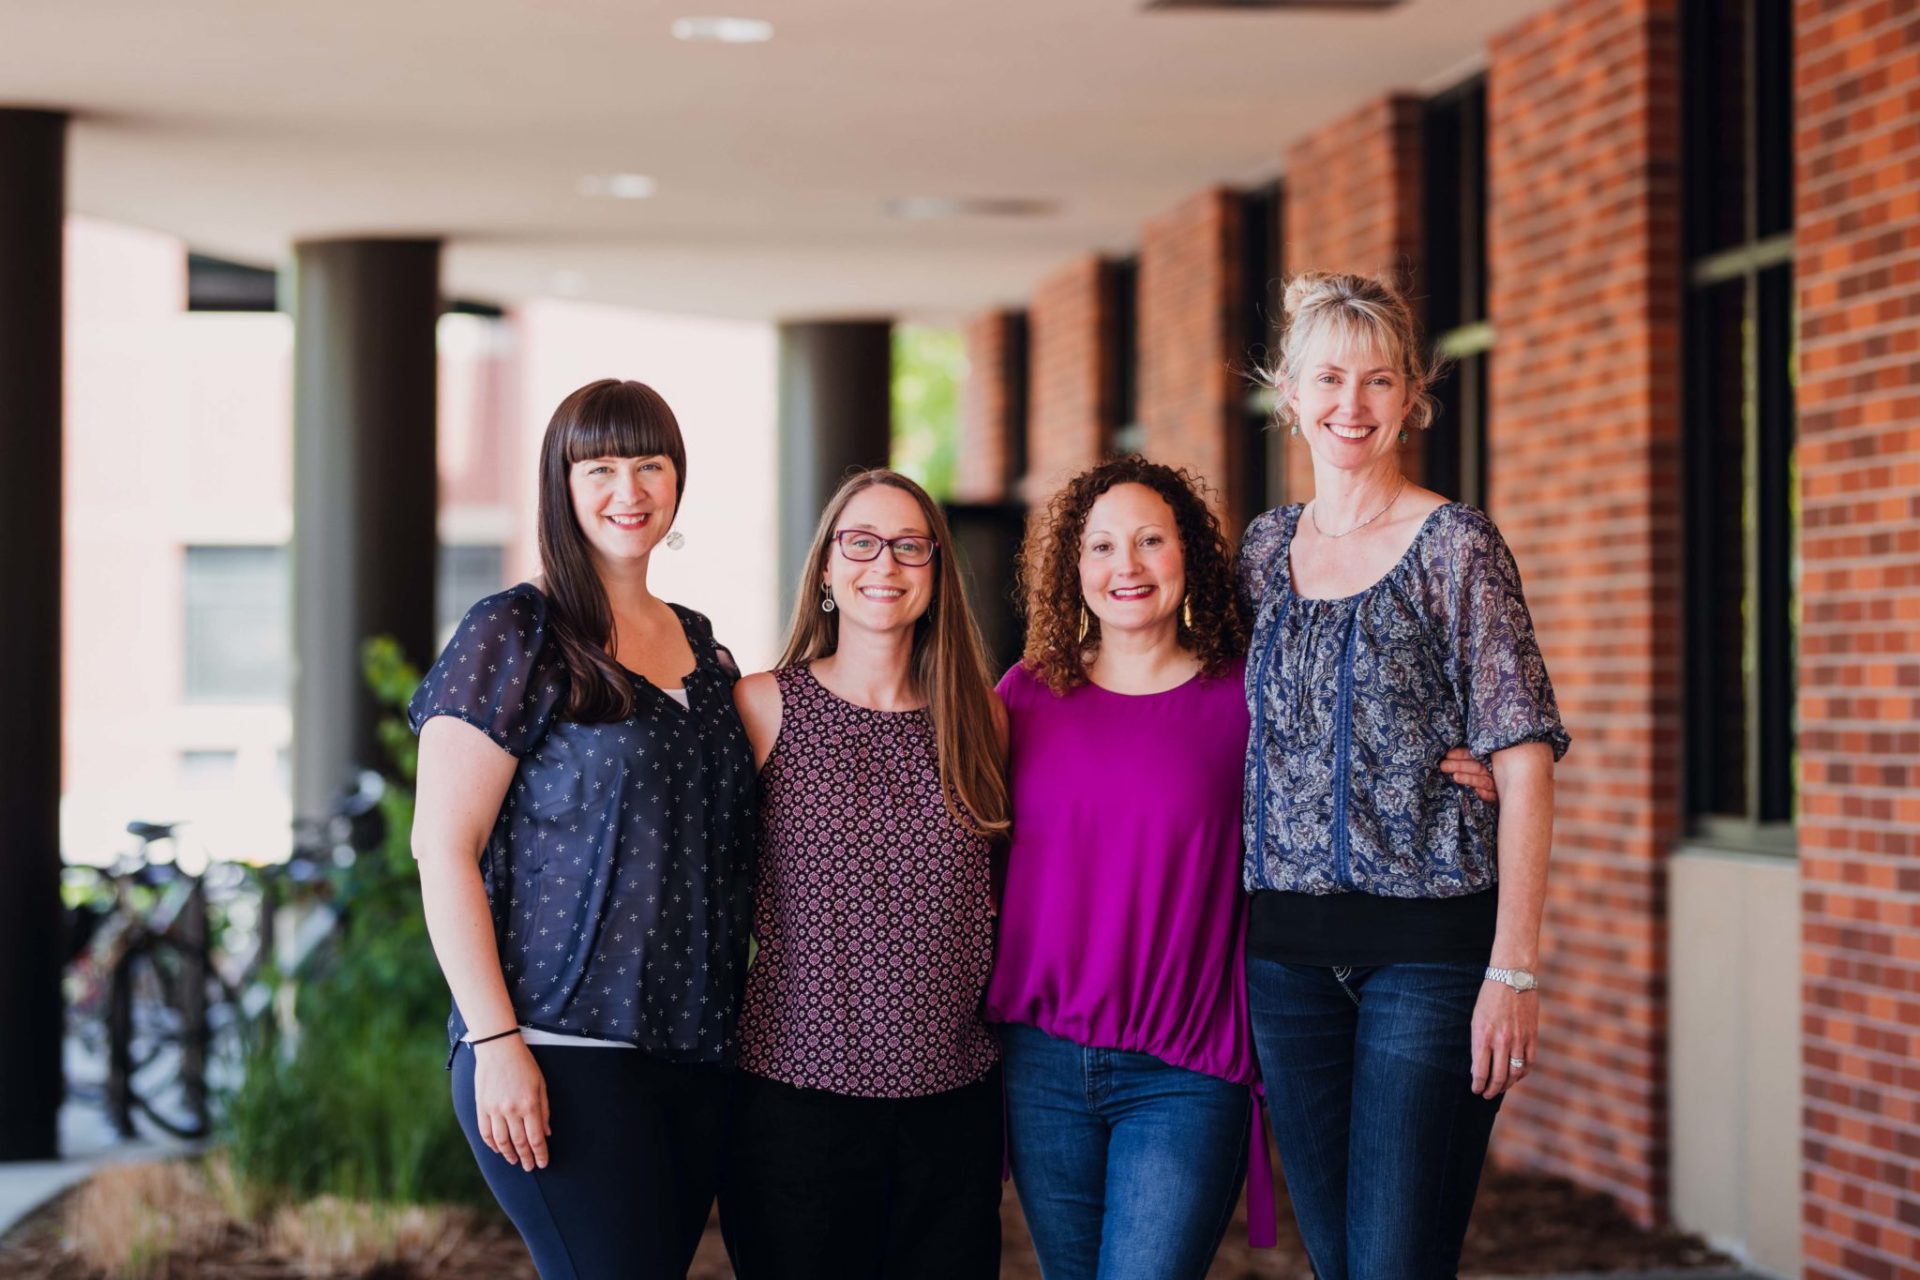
[1017,456,1248,695]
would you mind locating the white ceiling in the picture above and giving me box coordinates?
[2,0,1546,321]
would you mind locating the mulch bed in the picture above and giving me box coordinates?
[5,1162,1733,1279]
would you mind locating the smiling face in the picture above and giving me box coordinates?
[1078,482,1186,641]
[1287,335,1414,475]
[568,454,679,567]
[821,482,937,635]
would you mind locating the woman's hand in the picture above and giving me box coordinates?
[1469,980,1537,1099]
[472,1035,551,1171]
[1439,747,1498,804]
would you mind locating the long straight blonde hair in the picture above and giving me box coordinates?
[777,469,1009,839]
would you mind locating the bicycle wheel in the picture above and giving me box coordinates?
[113,935,244,1141]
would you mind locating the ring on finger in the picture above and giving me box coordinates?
[1509,1056,1526,1069]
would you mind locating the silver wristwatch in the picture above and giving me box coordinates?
[1484,966,1538,992]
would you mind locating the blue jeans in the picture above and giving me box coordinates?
[1245,958,1502,1280]
[1001,1023,1249,1280]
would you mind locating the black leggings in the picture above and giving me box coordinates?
[719,1065,1003,1280]
[451,1043,726,1280]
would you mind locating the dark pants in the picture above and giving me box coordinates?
[451,1044,726,1280]
[719,1065,1003,1280]
[1000,1023,1250,1280]
[1246,958,1502,1280]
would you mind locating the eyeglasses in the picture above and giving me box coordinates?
[831,530,938,567]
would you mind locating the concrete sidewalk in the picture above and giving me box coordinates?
[0,1100,194,1237]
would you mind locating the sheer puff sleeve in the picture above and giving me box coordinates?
[1429,508,1572,764]
[1236,507,1289,618]
[407,584,567,758]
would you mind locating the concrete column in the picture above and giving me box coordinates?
[290,239,440,818]
[0,107,66,1161]
[776,321,892,617]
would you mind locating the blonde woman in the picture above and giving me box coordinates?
[1241,273,1569,1279]
[720,469,1008,1280]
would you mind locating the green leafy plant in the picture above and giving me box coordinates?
[221,637,488,1209]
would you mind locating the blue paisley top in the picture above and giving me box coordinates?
[1238,503,1569,898]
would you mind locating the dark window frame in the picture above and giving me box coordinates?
[1681,0,1797,851]
[1107,257,1143,456]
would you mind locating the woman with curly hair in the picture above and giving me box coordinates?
[986,456,1265,1280]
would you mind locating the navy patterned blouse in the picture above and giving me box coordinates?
[408,583,757,1064]
[1238,503,1570,899]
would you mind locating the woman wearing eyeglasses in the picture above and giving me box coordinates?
[717,469,1009,1280]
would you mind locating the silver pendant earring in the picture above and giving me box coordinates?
[664,530,685,550]
[1289,423,1300,438]
[820,585,835,614]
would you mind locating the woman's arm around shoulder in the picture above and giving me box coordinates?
[733,670,784,770]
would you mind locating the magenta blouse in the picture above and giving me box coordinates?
[985,659,1275,1244]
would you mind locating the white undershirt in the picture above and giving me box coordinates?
[482,683,689,1052]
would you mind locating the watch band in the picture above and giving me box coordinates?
[1484,966,1538,992]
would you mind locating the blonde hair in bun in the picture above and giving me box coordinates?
[1267,271,1443,434]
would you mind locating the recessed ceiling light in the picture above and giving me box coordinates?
[671,16,774,43]
[883,197,1059,221]
[578,173,657,199]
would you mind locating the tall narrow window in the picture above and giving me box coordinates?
[1241,182,1285,519]
[1423,76,1490,509]
[1682,0,1796,844]
[183,546,290,703]
[1108,258,1142,456]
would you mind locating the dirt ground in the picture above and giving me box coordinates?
[5,1161,1732,1279]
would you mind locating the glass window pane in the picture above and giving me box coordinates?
[437,544,506,645]
[1686,280,1751,818]
[1684,0,1752,257]
[183,546,290,703]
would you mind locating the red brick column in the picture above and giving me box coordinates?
[955,311,1022,504]
[1026,256,1115,500]
[1485,0,1684,1227]
[1280,96,1424,501]
[1795,2,1920,1275]
[1139,188,1247,528]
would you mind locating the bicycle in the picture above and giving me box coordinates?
[63,821,245,1142]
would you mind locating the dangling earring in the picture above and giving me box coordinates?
[1077,605,1090,644]
[1398,429,1409,445]
[819,584,835,614]
[664,530,686,550]
[1181,596,1193,630]
[1289,423,1300,438]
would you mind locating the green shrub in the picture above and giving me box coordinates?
[222,637,489,1209]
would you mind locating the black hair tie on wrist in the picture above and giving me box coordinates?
[467,1028,520,1047]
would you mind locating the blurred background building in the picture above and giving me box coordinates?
[3,1,1916,1277]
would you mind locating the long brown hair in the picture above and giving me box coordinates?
[777,470,1009,838]
[1017,456,1247,695]
[536,378,689,723]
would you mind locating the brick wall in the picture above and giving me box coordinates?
[1026,256,1115,500]
[956,310,1023,503]
[1138,188,1248,529]
[1794,0,1920,1275]
[1279,95,1425,501]
[1485,0,1684,1227]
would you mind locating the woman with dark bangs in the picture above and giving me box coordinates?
[719,469,1008,1280]
[408,379,756,1279]
[986,456,1493,1280]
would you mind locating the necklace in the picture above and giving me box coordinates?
[1309,477,1407,539]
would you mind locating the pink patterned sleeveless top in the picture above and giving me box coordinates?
[734,663,999,1097]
